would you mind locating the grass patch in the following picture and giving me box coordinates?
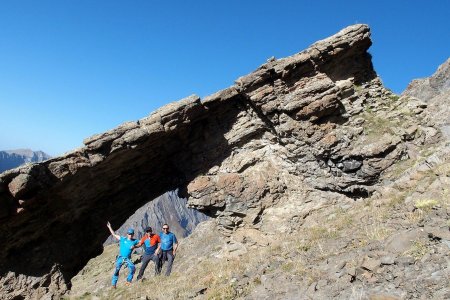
[281,262,294,272]
[389,94,400,102]
[361,112,398,143]
[294,225,340,253]
[385,158,415,179]
[387,192,407,208]
[435,163,450,177]
[332,207,354,230]
[406,210,425,223]
[206,284,237,300]
[280,259,306,276]
[403,240,428,260]
[415,199,438,211]
[353,84,363,94]
[309,226,340,240]
[364,224,391,241]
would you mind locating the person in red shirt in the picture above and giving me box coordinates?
[135,227,161,280]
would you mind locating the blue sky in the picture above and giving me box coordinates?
[0,1,449,156]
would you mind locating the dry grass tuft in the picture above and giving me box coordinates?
[403,239,428,260]
[415,199,438,211]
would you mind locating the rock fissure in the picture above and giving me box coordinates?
[239,93,284,145]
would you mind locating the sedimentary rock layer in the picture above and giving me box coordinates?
[0,24,430,299]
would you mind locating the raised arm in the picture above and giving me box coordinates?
[107,221,120,241]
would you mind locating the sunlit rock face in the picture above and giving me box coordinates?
[403,58,450,103]
[0,24,436,299]
[402,58,450,138]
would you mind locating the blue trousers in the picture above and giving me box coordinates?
[112,256,135,286]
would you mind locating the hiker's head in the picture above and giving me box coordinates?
[145,227,152,234]
[162,224,169,232]
[127,228,134,236]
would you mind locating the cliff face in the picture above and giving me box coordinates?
[0,24,438,299]
[104,190,209,246]
[0,149,51,173]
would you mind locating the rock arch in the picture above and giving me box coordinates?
[0,24,409,298]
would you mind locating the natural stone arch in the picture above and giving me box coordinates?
[0,91,251,289]
[0,24,414,298]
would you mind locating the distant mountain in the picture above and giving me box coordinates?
[0,149,51,173]
[104,190,209,245]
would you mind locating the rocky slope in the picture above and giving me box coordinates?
[0,149,51,173]
[403,58,450,102]
[0,24,447,299]
[71,58,450,300]
[403,58,450,139]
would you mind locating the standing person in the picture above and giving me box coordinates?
[159,224,178,276]
[107,221,139,288]
[135,226,161,280]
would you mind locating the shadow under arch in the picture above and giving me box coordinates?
[0,91,268,290]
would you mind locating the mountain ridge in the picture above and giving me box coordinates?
[0,149,51,173]
[104,190,209,246]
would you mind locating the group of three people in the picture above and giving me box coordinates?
[106,221,178,288]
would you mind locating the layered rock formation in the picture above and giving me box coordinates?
[0,24,438,299]
[0,149,51,173]
[72,56,450,299]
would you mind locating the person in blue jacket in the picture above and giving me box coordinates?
[107,221,139,288]
[159,223,178,276]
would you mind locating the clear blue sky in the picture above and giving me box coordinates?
[1,1,449,156]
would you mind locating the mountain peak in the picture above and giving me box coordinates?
[0,149,51,173]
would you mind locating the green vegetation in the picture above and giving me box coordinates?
[415,199,438,211]
[362,112,396,140]
[389,94,400,102]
